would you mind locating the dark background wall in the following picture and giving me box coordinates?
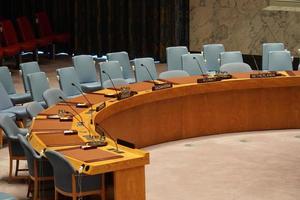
[0,0,189,61]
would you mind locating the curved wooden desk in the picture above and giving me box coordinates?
[29,71,300,200]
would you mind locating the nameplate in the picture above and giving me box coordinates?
[76,102,89,108]
[197,76,221,83]
[250,71,280,79]
[47,115,60,119]
[96,102,106,112]
[59,116,73,122]
[63,130,78,135]
[152,82,173,91]
[117,91,137,100]
[216,73,232,80]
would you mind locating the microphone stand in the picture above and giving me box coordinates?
[101,70,119,98]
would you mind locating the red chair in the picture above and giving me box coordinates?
[1,20,37,63]
[35,12,70,58]
[17,16,53,56]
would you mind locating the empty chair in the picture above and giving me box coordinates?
[0,115,28,180]
[268,50,293,71]
[18,135,53,200]
[262,43,284,70]
[133,57,158,82]
[43,88,66,107]
[19,62,41,93]
[25,101,45,119]
[72,55,102,92]
[203,44,225,71]
[56,67,81,98]
[27,72,50,108]
[182,53,208,75]
[44,150,105,200]
[102,78,129,88]
[0,66,32,104]
[0,112,16,148]
[166,46,189,71]
[100,61,134,85]
[0,82,29,120]
[220,51,243,66]
[107,51,135,82]
[159,70,189,79]
[220,62,253,73]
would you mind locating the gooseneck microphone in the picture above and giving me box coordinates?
[140,64,157,84]
[71,83,93,107]
[58,96,91,136]
[101,70,119,96]
[193,56,207,76]
[95,123,123,154]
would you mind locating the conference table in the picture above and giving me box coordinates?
[29,70,300,200]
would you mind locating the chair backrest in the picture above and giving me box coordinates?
[0,20,18,46]
[268,50,293,71]
[27,72,50,102]
[102,78,129,88]
[203,44,225,71]
[18,134,40,176]
[159,70,189,79]
[133,57,158,82]
[20,62,41,93]
[44,150,75,193]
[262,43,284,70]
[56,67,81,97]
[166,46,189,71]
[26,101,45,119]
[43,88,66,107]
[99,61,124,84]
[107,51,133,79]
[72,55,98,83]
[0,115,22,140]
[0,66,16,95]
[220,62,253,73]
[182,53,207,75]
[0,81,14,111]
[35,11,53,37]
[220,51,243,66]
[16,16,35,41]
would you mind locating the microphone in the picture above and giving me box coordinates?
[140,64,157,84]
[251,54,259,71]
[71,83,93,108]
[95,123,123,154]
[193,56,207,76]
[101,70,119,98]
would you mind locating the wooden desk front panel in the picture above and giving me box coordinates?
[95,77,300,148]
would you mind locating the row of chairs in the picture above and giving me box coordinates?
[166,43,295,72]
[0,11,70,65]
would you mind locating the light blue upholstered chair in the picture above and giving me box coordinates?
[220,62,253,73]
[72,55,102,92]
[166,46,189,71]
[99,61,125,85]
[102,78,129,88]
[43,88,66,107]
[0,115,28,180]
[182,53,208,75]
[19,61,41,93]
[56,67,81,98]
[133,57,158,82]
[268,50,293,71]
[107,51,135,83]
[220,51,243,66]
[159,70,189,79]
[0,193,16,200]
[44,150,105,200]
[0,82,29,120]
[18,134,53,200]
[27,72,50,108]
[203,44,225,71]
[262,43,284,70]
[25,101,45,119]
[0,66,32,105]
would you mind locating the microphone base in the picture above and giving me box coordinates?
[107,148,124,154]
[86,140,108,147]
[83,135,94,140]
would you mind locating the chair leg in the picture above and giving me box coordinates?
[54,189,58,200]
[101,175,105,200]
[52,44,56,60]
[33,180,38,200]
[0,128,3,148]
[9,158,13,180]
[15,160,19,176]
[27,178,32,198]
[35,49,39,62]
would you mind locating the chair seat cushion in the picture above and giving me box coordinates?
[0,112,16,121]
[126,78,136,84]
[1,106,28,119]
[20,41,37,51]
[3,45,21,56]
[9,92,32,105]
[53,33,70,43]
[80,82,102,93]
